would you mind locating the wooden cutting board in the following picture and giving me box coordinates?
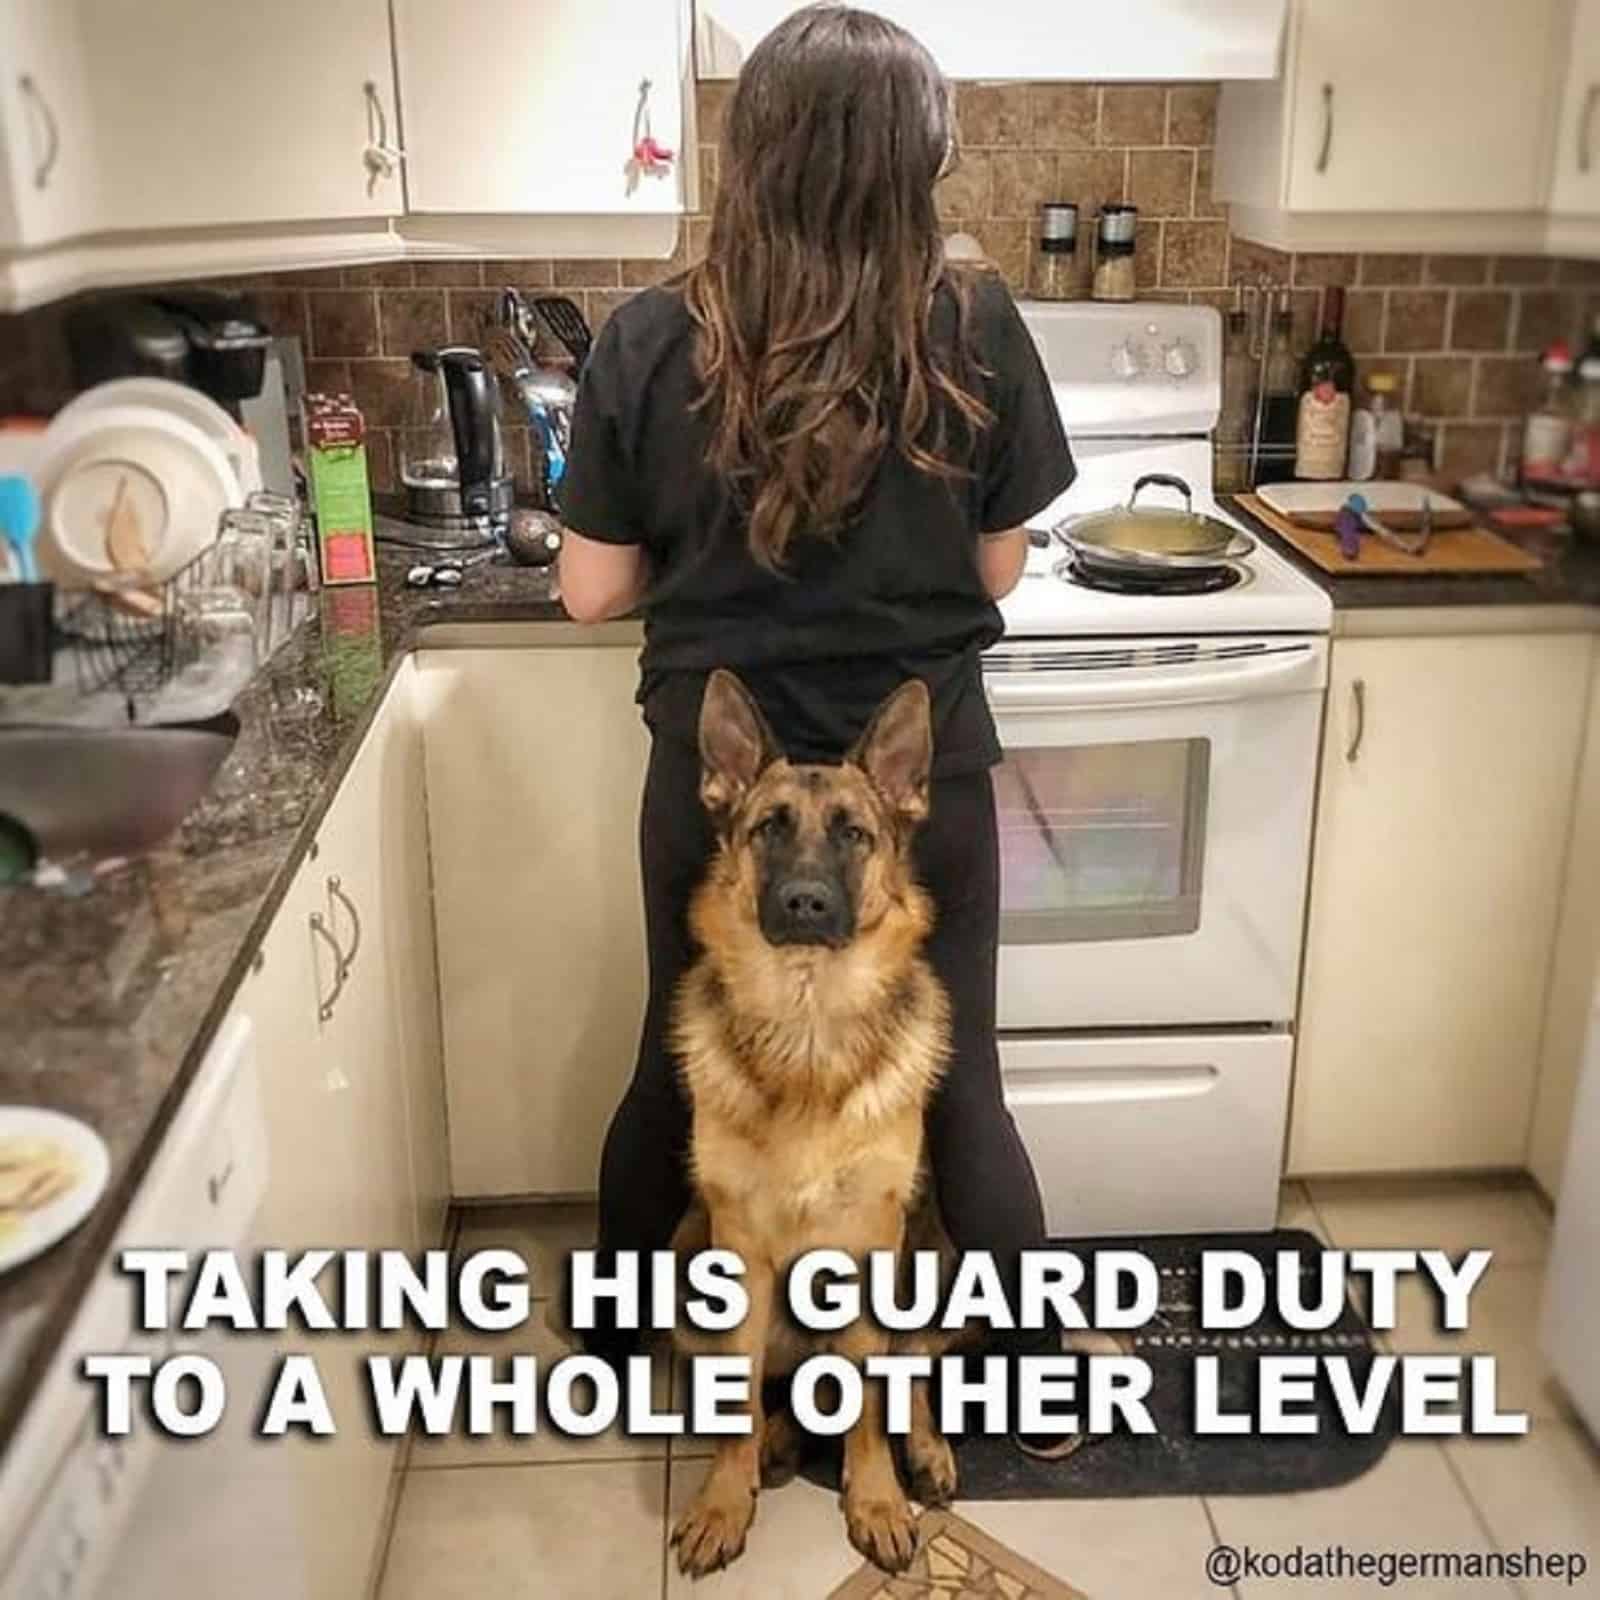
[1235,494,1543,576]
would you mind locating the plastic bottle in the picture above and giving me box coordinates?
[1520,342,1575,488]
[1348,372,1401,480]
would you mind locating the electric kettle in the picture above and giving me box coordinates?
[399,346,514,545]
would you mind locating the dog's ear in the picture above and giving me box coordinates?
[699,669,779,816]
[851,679,932,823]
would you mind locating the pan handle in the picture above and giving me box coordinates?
[1128,473,1193,512]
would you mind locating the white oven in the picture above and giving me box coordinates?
[983,629,1328,1240]
[985,634,1327,1032]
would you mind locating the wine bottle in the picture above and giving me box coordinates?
[1294,287,1356,480]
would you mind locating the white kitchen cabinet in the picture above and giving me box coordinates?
[79,0,402,231]
[313,655,450,1255]
[1550,0,1600,216]
[694,0,1286,81]
[1288,632,1592,1177]
[1217,0,1564,250]
[416,630,650,1197]
[0,0,99,248]
[225,862,397,1600]
[394,0,690,215]
[219,665,447,1599]
[1529,640,1600,1198]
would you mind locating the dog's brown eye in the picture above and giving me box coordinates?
[842,823,871,848]
[750,810,785,841]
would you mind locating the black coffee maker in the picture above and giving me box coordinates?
[65,289,274,420]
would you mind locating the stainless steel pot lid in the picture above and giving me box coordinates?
[1056,473,1250,563]
[1052,522,1255,576]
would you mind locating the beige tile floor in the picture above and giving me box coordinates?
[378,1180,1600,1600]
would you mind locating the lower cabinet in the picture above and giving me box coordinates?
[1288,631,1594,1176]
[1529,643,1600,1198]
[414,629,649,1198]
[222,657,447,1600]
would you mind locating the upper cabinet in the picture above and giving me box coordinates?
[696,0,1287,81]
[1217,0,1566,251]
[395,0,690,216]
[81,0,402,230]
[1550,0,1600,218]
[0,0,100,248]
[0,0,691,308]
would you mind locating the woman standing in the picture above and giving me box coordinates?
[558,3,1074,1442]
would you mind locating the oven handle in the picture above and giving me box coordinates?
[1005,1066,1219,1106]
[984,648,1324,712]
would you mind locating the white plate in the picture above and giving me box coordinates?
[0,1107,110,1276]
[51,378,261,498]
[34,402,240,585]
[1256,480,1471,523]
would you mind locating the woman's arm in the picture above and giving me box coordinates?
[558,528,651,623]
[977,527,1029,600]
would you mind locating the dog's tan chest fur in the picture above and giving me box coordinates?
[693,1101,924,1256]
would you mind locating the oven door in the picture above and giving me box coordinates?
[984,636,1327,1030]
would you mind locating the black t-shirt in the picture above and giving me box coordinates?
[559,270,1074,777]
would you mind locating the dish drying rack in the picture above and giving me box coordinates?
[0,553,306,729]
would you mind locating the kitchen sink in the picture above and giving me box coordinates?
[0,713,239,862]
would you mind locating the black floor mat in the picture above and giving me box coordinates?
[798,1228,1397,1500]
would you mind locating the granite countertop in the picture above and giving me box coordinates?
[0,545,569,1461]
[1223,495,1600,614]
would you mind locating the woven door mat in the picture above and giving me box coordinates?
[825,1509,1087,1600]
[802,1228,1396,1501]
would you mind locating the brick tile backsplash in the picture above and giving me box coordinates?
[3,76,1598,488]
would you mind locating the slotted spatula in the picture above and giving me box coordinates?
[533,296,593,365]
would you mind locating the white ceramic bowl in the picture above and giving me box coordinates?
[49,376,261,498]
[35,403,239,586]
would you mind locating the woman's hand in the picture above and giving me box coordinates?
[559,528,652,622]
[977,527,1029,600]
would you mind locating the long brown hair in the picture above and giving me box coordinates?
[682,5,993,571]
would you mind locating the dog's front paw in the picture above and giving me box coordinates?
[844,1486,919,1573]
[672,1484,757,1577]
[904,1425,957,1508]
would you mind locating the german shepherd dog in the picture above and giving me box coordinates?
[668,669,962,1578]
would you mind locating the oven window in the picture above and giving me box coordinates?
[992,739,1209,943]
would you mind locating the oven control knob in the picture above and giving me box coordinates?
[1109,338,1147,379]
[1162,338,1199,378]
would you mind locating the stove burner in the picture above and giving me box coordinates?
[1058,557,1247,596]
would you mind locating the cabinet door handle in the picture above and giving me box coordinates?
[364,79,389,149]
[1581,84,1600,174]
[1316,82,1334,175]
[327,875,362,979]
[1344,677,1366,763]
[362,79,405,195]
[309,911,347,1022]
[17,74,59,190]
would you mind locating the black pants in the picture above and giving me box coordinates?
[594,733,1049,1349]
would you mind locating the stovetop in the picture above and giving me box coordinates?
[999,440,1333,638]
[997,307,1334,640]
